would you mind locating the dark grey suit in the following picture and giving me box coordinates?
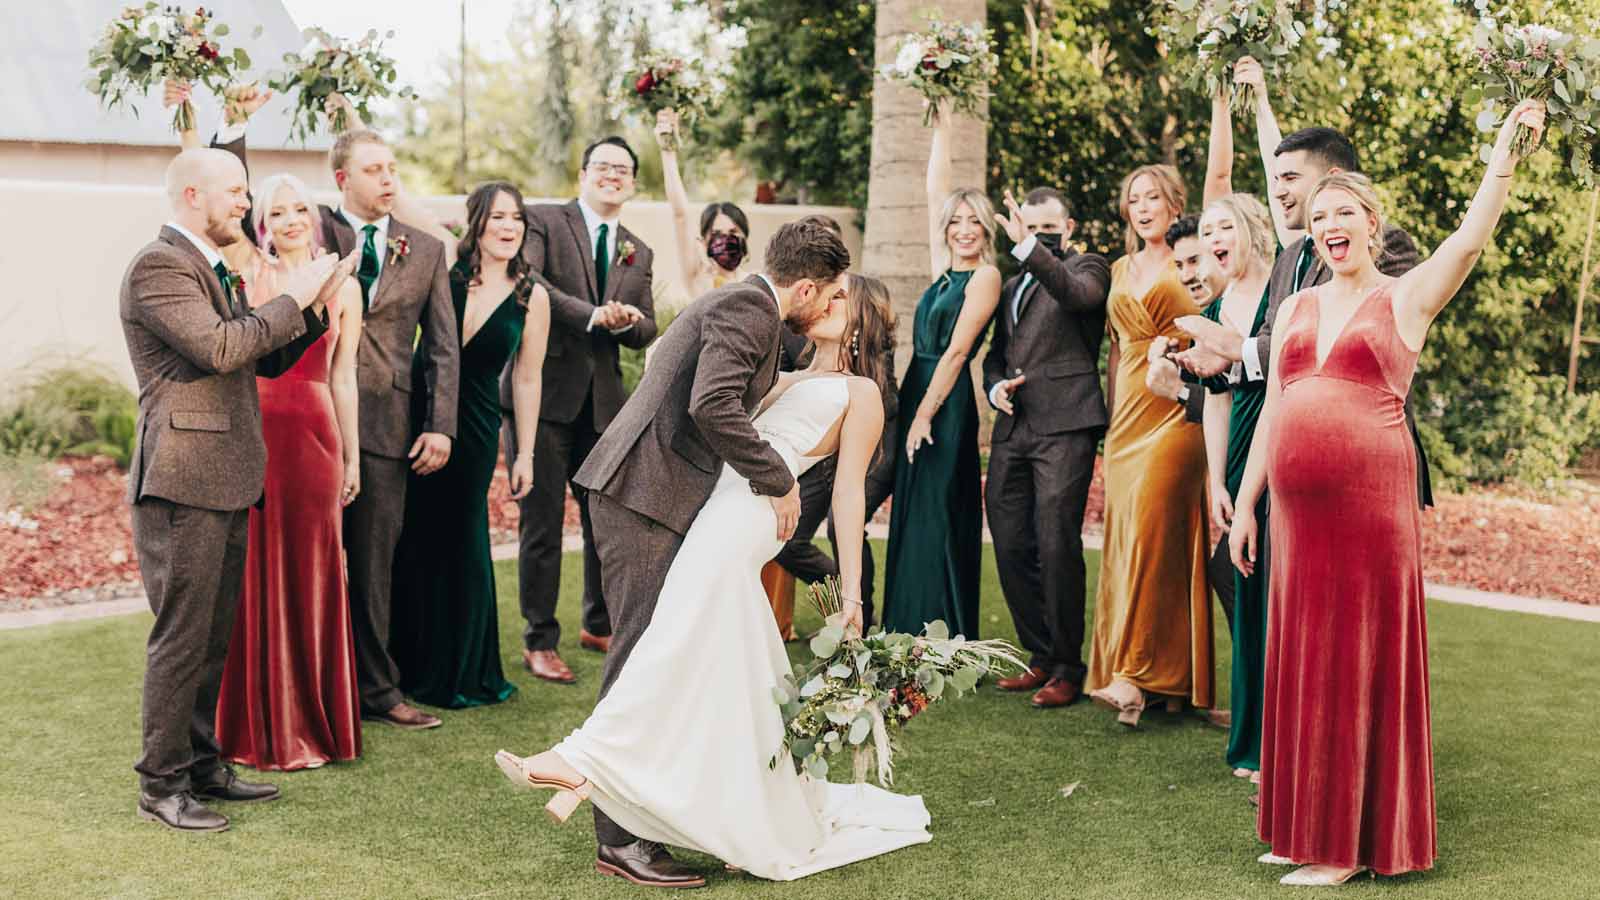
[502,201,657,651]
[122,227,327,796]
[572,275,792,848]
[982,241,1111,685]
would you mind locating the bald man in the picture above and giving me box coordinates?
[122,149,353,832]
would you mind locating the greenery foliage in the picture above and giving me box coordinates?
[620,305,680,394]
[0,366,138,467]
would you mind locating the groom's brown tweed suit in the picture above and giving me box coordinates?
[572,275,795,848]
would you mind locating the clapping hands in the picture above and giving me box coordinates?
[594,302,645,331]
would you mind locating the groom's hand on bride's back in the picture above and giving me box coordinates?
[770,483,801,541]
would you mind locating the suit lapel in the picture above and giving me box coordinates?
[369,218,413,310]
[322,205,356,256]
[565,201,599,303]
[160,226,233,318]
[747,274,783,393]
[600,224,636,306]
[1014,276,1044,323]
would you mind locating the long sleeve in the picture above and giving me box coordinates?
[523,209,597,334]
[688,292,794,498]
[417,247,461,438]
[981,285,1012,398]
[131,251,306,375]
[1020,245,1112,314]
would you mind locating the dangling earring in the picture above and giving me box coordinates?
[849,329,860,359]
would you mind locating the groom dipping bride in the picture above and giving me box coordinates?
[495,220,922,886]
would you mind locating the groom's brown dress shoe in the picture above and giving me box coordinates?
[579,630,612,654]
[997,667,1047,692]
[525,649,577,684]
[596,840,706,889]
[138,792,229,833]
[194,767,280,803]
[1030,678,1081,708]
[363,701,443,730]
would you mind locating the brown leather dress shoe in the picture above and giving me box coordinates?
[579,630,612,654]
[1031,678,1081,708]
[596,840,706,889]
[525,649,576,684]
[364,701,443,730]
[996,666,1047,692]
[138,792,229,833]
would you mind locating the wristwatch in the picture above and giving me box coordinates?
[1176,384,1192,405]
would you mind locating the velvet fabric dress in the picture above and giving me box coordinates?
[216,289,361,771]
[390,269,521,709]
[1086,258,1213,709]
[1258,284,1435,875]
[883,269,986,640]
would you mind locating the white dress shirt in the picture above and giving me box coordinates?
[166,221,225,270]
[989,235,1040,409]
[577,197,633,333]
[337,207,392,283]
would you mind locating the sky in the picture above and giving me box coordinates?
[278,0,522,91]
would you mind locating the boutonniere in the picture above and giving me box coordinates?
[387,234,411,267]
[618,239,637,266]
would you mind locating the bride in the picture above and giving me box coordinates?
[495,273,931,884]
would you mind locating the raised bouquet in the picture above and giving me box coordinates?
[86,3,255,132]
[628,54,710,152]
[267,27,416,140]
[1469,18,1600,182]
[770,579,1027,786]
[1152,0,1324,114]
[877,16,1001,126]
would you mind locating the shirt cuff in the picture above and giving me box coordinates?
[214,121,247,144]
[987,382,1006,410]
[1241,337,1264,382]
[586,308,601,332]
[1227,362,1242,385]
[608,322,637,335]
[1010,234,1037,262]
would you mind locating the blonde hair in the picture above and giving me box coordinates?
[1305,172,1388,267]
[1118,164,1187,257]
[252,173,322,256]
[936,187,998,270]
[329,129,389,175]
[1201,193,1276,274]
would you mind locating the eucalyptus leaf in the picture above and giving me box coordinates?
[827,664,852,679]
[848,716,872,745]
[806,755,829,779]
[809,632,838,659]
[791,738,815,760]
[924,620,950,641]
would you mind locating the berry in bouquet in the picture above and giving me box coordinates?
[268,27,417,140]
[628,54,710,153]
[769,578,1027,786]
[1469,17,1600,183]
[1152,0,1327,114]
[878,15,1000,126]
[86,3,256,132]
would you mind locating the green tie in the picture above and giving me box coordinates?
[1292,235,1316,292]
[212,261,239,314]
[594,222,610,301]
[357,224,380,310]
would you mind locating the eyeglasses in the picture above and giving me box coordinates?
[587,162,635,178]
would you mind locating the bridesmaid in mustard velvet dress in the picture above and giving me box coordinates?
[1228,102,1546,886]
[1086,164,1214,726]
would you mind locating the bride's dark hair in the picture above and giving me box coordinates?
[840,273,896,397]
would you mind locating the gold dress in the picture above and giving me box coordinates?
[1086,257,1214,708]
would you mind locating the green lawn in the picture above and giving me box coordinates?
[3,545,1597,899]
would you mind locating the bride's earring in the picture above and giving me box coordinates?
[849,329,860,359]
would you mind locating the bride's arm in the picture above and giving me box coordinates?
[829,377,886,634]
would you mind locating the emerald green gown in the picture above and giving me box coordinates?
[391,266,521,709]
[883,269,986,639]
[1204,284,1270,771]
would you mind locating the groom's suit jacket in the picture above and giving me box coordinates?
[574,275,794,535]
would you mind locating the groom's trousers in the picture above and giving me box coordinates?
[586,491,686,847]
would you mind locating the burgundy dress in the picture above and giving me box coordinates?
[1258,284,1435,875]
[216,289,361,770]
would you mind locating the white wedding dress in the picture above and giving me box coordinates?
[553,375,932,881]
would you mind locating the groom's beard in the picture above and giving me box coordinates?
[784,298,830,336]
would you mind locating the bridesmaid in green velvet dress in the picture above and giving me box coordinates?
[391,182,550,709]
[883,105,1003,640]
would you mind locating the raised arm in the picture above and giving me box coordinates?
[656,109,704,299]
[926,108,954,280]
[1393,100,1545,347]
[1203,83,1234,207]
[689,291,795,497]
[1023,246,1112,314]
[904,265,1002,461]
[507,283,551,499]
[1232,57,1293,247]
[829,376,887,635]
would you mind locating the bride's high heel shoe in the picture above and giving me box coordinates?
[494,750,592,824]
[1279,864,1369,886]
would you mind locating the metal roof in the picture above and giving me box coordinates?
[1,0,332,150]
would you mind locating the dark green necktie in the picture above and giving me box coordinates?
[357,224,380,310]
[1292,235,1316,292]
[212,261,239,314]
[594,222,610,301]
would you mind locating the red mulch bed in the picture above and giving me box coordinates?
[5,455,1595,606]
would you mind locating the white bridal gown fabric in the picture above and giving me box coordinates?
[554,375,933,881]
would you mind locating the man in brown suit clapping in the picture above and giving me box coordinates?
[122,149,353,832]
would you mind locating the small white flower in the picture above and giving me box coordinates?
[299,38,324,62]
[1518,24,1567,45]
[894,40,924,75]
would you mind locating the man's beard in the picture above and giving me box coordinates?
[784,297,830,336]
[206,215,245,248]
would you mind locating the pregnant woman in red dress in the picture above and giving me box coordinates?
[1228,101,1546,886]
[215,173,365,771]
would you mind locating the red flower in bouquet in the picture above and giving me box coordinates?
[197,43,218,60]
[635,71,656,94]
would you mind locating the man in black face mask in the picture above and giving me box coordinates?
[984,187,1111,709]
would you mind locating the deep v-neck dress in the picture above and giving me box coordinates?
[1086,257,1213,708]
[391,267,524,708]
[1258,284,1435,875]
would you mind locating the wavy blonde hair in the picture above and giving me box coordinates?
[1118,164,1187,257]
[1201,192,1276,274]
[252,172,322,257]
[1305,171,1388,266]
[935,187,998,270]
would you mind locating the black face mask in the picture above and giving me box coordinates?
[706,232,748,271]
[1034,232,1066,255]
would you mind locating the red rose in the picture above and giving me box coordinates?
[198,42,218,60]
[635,71,656,95]
[921,55,939,71]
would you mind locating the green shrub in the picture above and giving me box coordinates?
[619,305,681,395]
[0,366,138,467]
[1419,371,1600,490]
[0,451,53,512]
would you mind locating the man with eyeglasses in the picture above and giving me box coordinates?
[501,137,658,686]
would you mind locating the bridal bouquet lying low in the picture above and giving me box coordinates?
[86,3,255,132]
[770,579,1026,787]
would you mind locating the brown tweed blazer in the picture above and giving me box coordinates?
[120,226,327,511]
[574,275,792,535]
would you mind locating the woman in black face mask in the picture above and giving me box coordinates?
[657,109,752,300]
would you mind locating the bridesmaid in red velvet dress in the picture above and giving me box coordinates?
[1228,101,1546,886]
[215,173,366,771]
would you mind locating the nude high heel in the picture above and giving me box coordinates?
[494,750,593,824]
[1279,864,1370,886]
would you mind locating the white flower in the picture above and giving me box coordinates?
[146,15,178,38]
[894,40,925,75]
[299,38,324,62]
[1517,24,1567,45]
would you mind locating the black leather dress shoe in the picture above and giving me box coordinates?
[194,767,280,803]
[596,840,707,889]
[138,792,229,832]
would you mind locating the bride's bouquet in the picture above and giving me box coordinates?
[267,27,416,140]
[770,579,1027,787]
[626,54,710,152]
[1469,18,1600,182]
[86,3,255,132]
[877,16,1000,125]
[1151,0,1322,113]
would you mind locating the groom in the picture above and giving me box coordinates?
[572,220,851,888]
